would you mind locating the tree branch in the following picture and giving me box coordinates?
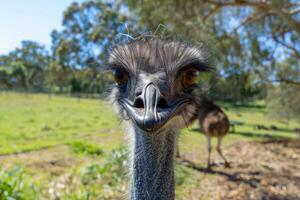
[203,4,221,22]
[272,33,300,59]
[203,0,300,35]
[232,12,269,32]
[277,78,300,86]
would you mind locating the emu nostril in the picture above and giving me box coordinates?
[135,91,142,96]
[133,98,144,108]
[157,98,168,109]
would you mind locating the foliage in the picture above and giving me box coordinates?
[0,41,50,91]
[267,58,300,125]
[69,141,103,156]
[0,146,128,200]
[126,0,300,117]
[80,145,128,186]
[48,0,136,94]
[0,0,299,121]
[70,68,113,94]
[78,145,128,198]
[267,84,300,125]
[0,1,135,94]
[46,61,73,93]
[47,145,128,199]
[51,1,133,70]
[0,167,37,200]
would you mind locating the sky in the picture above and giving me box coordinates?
[0,0,83,55]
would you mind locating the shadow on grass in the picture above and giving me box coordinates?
[231,131,291,140]
[260,138,300,148]
[223,103,267,114]
[189,128,291,140]
[241,123,297,134]
[190,128,201,132]
[180,158,260,188]
[232,103,265,109]
[180,157,300,200]
[190,122,297,138]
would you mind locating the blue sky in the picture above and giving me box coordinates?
[0,0,83,55]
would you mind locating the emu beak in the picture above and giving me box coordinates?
[119,83,189,132]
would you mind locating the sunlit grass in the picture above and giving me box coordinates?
[0,92,298,155]
[0,92,121,154]
[0,92,299,199]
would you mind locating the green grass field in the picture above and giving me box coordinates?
[0,93,121,154]
[0,92,298,199]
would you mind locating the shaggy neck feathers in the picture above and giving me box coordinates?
[129,127,177,200]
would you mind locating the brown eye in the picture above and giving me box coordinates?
[181,68,199,88]
[113,68,129,88]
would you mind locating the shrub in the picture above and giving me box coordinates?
[0,167,37,200]
[69,141,103,156]
[81,145,128,183]
[52,146,129,199]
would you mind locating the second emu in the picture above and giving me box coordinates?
[199,99,230,169]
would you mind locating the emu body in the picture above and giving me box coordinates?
[108,36,212,200]
[199,100,230,168]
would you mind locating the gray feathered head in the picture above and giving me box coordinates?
[108,36,213,132]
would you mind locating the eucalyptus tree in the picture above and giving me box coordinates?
[51,0,137,93]
[127,0,300,99]
[0,41,50,91]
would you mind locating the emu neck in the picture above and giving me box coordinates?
[130,127,176,200]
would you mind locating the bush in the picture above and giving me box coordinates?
[80,145,128,185]
[69,141,103,156]
[47,146,129,199]
[79,145,129,198]
[0,167,37,200]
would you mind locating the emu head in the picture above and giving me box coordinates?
[108,37,211,133]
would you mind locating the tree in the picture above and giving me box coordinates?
[0,55,12,89]
[267,84,300,125]
[0,41,50,91]
[50,0,136,94]
[51,1,135,70]
[267,58,300,125]
[46,61,72,93]
[126,0,300,92]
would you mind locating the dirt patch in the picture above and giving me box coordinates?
[0,146,79,176]
[28,158,77,176]
[179,139,300,200]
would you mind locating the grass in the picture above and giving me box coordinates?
[0,92,299,199]
[0,92,120,155]
[0,167,37,199]
[0,92,298,155]
[68,141,103,156]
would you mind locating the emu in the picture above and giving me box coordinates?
[108,36,212,200]
[199,99,230,169]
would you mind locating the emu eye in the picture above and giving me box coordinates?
[181,68,199,88]
[113,68,129,88]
